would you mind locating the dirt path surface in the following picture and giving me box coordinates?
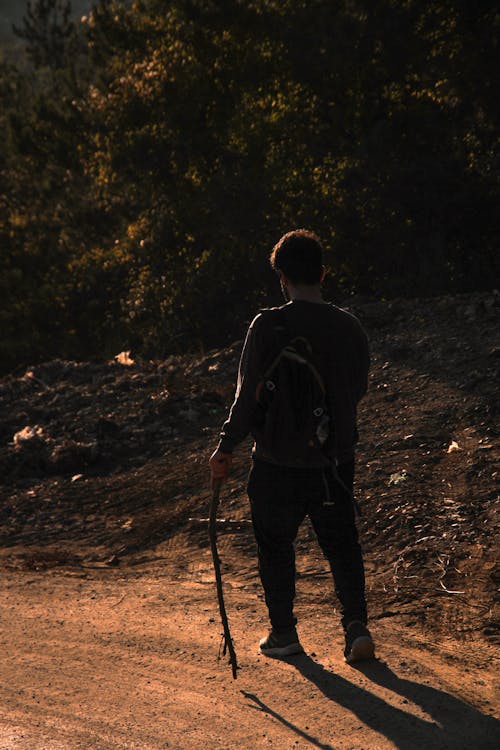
[1,292,499,748]
[0,560,500,750]
[0,563,498,750]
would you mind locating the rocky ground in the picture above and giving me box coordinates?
[0,292,498,749]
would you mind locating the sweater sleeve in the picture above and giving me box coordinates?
[217,313,265,453]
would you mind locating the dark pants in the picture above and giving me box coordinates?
[247,458,367,633]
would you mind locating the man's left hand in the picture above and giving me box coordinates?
[209,450,233,489]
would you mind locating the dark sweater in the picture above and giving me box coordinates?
[217,300,370,466]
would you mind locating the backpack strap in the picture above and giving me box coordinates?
[260,307,326,394]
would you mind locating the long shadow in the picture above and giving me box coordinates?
[242,690,336,750]
[272,653,500,750]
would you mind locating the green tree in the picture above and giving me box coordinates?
[0,0,498,373]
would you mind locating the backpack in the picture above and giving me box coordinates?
[253,309,332,464]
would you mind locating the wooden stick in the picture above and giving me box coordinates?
[209,479,238,679]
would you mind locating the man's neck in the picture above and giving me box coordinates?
[287,284,326,304]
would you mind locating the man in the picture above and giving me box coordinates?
[209,229,374,663]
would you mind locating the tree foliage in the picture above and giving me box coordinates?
[1,0,498,372]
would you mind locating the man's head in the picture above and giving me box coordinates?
[270,229,324,286]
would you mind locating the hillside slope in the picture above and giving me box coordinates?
[0,291,498,639]
[0,292,499,749]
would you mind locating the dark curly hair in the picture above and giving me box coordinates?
[270,229,324,285]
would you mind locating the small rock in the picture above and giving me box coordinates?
[115,351,134,366]
[13,425,47,450]
[389,470,409,485]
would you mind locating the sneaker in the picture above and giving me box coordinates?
[344,621,375,664]
[259,628,304,657]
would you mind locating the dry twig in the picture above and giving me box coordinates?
[209,480,238,679]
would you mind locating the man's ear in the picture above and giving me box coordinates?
[320,266,327,284]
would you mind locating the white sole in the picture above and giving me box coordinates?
[259,642,304,658]
[345,636,375,664]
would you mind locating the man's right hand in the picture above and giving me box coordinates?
[209,450,233,490]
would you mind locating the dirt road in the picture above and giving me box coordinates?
[1,560,498,750]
